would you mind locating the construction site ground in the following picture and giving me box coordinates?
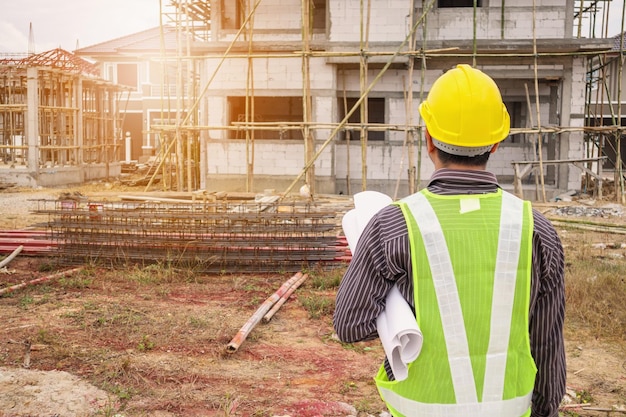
[0,182,625,417]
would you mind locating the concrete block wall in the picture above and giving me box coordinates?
[420,5,566,41]
[203,57,334,92]
[334,143,429,181]
[207,141,333,177]
[253,0,302,30]
[328,0,412,43]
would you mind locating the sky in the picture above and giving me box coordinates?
[0,1,625,55]
[0,0,162,54]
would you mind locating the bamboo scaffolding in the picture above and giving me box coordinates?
[359,0,371,192]
[146,0,265,192]
[302,0,314,194]
[529,0,547,202]
[145,0,626,200]
[246,0,256,192]
[618,0,626,204]
[279,0,437,201]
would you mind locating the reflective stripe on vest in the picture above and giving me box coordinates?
[379,191,531,417]
[379,387,532,417]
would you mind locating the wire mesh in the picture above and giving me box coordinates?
[33,198,350,273]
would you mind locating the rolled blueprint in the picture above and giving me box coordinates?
[376,284,423,381]
[341,190,423,381]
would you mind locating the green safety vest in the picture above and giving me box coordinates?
[375,189,537,417]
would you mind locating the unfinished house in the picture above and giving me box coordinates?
[585,29,626,201]
[76,0,620,201]
[0,48,130,187]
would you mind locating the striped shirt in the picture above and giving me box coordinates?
[333,168,566,417]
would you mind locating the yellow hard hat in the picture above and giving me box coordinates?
[419,64,510,156]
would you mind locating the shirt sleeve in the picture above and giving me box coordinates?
[529,210,567,417]
[333,206,403,343]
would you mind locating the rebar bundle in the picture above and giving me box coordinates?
[34,198,349,273]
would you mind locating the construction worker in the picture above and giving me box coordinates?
[333,64,565,417]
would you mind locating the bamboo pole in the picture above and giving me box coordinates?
[175,3,185,192]
[547,218,626,235]
[246,0,256,192]
[0,245,23,268]
[262,273,308,323]
[532,0,547,203]
[302,0,315,195]
[524,83,541,201]
[404,0,417,197]
[342,71,351,195]
[185,1,193,192]
[394,78,410,200]
[226,272,304,353]
[359,0,371,191]
[472,0,478,67]
[617,0,626,204]
[416,0,430,193]
[0,268,84,296]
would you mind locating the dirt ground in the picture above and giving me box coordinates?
[0,183,625,417]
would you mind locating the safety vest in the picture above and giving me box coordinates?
[375,189,536,417]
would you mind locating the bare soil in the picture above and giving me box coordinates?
[0,184,624,417]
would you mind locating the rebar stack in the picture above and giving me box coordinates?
[34,198,350,273]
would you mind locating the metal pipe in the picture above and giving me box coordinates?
[226,272,303,353]
[0,267,83,296]
[262,273,308,323]
[0,245,23,268]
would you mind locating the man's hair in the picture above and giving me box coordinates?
[435,147,491,167]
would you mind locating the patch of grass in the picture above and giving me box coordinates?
[305,266,344,290]
[58,273,94,289]
[126,263,197,285]
[137,335,155,352]
[299,295,334,319]
[18,295,34,309]
[37,262,55,273]
[353,396,384,415]
[189,316,209,328]
[102,382,134,402]
[63,302,147,330]
[36,328,57,344]
[216,393,240,416]
[564,243,626,340]
[93,397,122,417]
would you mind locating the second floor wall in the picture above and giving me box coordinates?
[212,0,574,44]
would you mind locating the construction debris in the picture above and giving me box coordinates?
[226,271,308,353]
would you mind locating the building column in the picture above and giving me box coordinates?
[26,67,39,174]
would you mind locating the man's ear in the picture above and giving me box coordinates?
[490,142,500,154]
[425,129,436,153]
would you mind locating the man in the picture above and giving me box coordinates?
[333,64,565,417]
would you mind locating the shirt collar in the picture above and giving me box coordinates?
[427,168,500,192]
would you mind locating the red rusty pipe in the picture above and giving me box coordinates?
[0,267,84,296]
[226,271,303,353]
[262,273,308,323]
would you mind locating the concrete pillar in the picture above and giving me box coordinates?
[26,67,39,173]
[125,131,132,162]
[76,76,83,165]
